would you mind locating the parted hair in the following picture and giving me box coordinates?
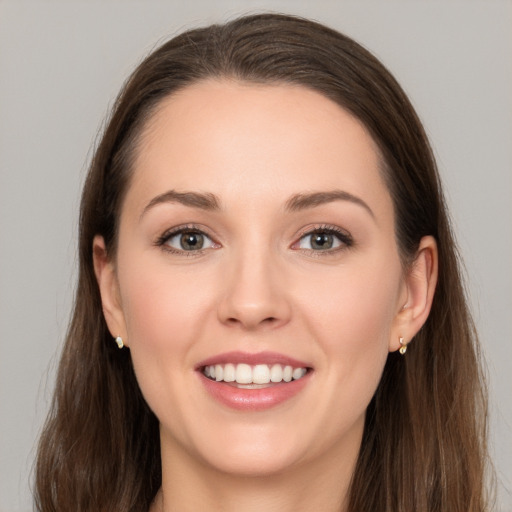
[35,13,491,512]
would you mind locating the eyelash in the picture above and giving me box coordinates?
[293,224,354,256]
[155,223,353,256]
[155,224,216,257]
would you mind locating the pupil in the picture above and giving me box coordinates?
[181,232,203,250]
[312,233,332,250]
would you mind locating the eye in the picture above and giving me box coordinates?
[157,227,218,253]
[294,226,353,252]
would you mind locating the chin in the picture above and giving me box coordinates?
[200,445,304,478]
[198,421,323,477]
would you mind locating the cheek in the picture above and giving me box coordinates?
[297,254,401,395]
[115,256,215,436]
[119,254,211,345]
[293,258,401,442]
[326,277,395,349]
[301,255,400,341]
[115,253,214,397]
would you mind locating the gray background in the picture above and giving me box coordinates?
[0,1,510,511]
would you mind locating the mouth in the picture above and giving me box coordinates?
[196,352,313,410]
[202,363,309,388]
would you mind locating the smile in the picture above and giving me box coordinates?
[197,352,313,410]
[203,363,308,387]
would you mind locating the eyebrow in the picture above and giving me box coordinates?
[140,190,221,220]
[284,190,375,218]
[140,188,374,220]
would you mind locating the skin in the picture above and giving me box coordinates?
[94,80,437,512]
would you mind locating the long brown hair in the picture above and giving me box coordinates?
[35,13,491,511]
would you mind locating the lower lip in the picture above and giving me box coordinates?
[198,372,311,411]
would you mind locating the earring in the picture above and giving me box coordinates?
[399,337,407,355]
[115,336,124,349]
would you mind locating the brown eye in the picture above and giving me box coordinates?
[310,233,334,250]
[164,230,215,252]
[179,232,204,250]
[297,230,345,251]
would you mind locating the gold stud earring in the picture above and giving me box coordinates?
[399,337,407,355]
[115,336,124,349]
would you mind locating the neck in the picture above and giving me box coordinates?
[151,428,361,512]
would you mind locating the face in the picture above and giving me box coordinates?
[99,80,411,477]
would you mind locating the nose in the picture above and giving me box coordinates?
[216,247,292,331]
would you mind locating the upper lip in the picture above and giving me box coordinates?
[195,351,312,370]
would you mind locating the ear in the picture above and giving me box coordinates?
[390,235,438,352]
[92,235,128,345]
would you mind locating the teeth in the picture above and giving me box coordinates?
[202,363,308,384]
[292,367,307,380]
[223,363,235,382]
[236,363,253,384]
[270,364,283,382]
[253,364,270,384]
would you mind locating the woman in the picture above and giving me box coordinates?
[34,13,491,512]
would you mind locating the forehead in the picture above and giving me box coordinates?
[128,80,389,213]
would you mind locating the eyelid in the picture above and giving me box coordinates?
[155,224,220,254]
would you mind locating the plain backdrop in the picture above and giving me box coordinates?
[0,1,510,511]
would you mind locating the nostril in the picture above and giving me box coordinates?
[225,315,278,327]
[218,288,292,329]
